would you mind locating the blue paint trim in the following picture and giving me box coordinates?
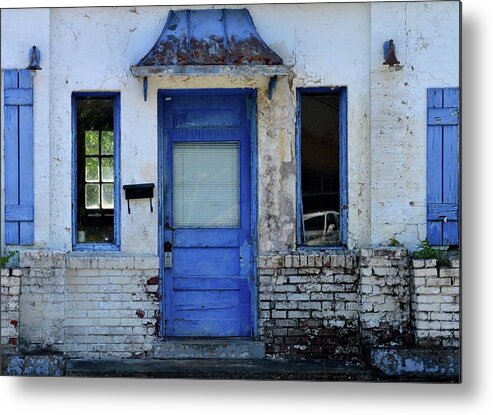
[295,87,348,248]
[157,88,258,338]
[71,91,121,251]
[248,90,259,339]
[339,88,348,245]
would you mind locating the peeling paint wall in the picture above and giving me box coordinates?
[369,2,459,248]
[1,2,459,253]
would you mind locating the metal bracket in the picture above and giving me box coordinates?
[268,75,278,100]
[143,76,148,102]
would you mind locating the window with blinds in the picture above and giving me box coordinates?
[173,142,239,228]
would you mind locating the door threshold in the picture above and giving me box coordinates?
[153,338,265,359]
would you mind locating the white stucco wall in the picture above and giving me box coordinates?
[1,8,51,249]
[1,2,459,253]
[369,1,460,248]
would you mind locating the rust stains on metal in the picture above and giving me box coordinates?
[136,9,283,68]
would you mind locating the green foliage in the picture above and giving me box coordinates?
[388,237,403,247]
[0,250,16,268]
[412,240,447,263]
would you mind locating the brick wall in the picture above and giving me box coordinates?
[258,252,361,360]
[64,254,159,359]
[1,248,460,361]
[0,251,160,359]
[1,268,21,352]
[17,252,65,353]
[411,257,460,347]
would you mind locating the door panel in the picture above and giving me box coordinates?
[162,92,253,337]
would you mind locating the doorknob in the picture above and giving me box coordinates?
[165,222,175,231]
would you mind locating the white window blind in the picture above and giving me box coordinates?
[173,142,239,227]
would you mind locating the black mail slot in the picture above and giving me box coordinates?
[123,183,155,213]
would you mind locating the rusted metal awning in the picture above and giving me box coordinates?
[130,8,290,100]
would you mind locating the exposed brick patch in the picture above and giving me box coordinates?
[147,276,158,285]
[258,251,361,360]
[411,256,460,347]
[1,268,21,353]
[359,248,412,347]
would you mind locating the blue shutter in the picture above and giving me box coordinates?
[427,87,459,245]
[3,69,34,245]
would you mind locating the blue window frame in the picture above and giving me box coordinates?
[72,92,120,250]
[296,87,348,247]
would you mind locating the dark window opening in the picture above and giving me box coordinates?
[300,93,341,246]
[75,97,115,244]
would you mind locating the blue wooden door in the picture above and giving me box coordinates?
[427,88,459,245]
[162,91,253,337]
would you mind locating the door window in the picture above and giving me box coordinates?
[173,142,239,228]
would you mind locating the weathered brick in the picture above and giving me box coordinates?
[412,268,438,277]
[439,268,460,278]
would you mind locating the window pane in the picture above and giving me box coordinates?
[101,158,114,182]
[300,94,340,246]
[101,131,114,155]
[85,157,100,182]
[85,184,100,209]
[85,131,99,155]
[102,184,114,209]
[173,142,239,227]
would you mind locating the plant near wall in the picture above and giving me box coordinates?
[388,237,403,247]
[0,250,16,268]
[412,240,447,264]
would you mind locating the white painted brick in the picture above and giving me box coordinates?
[418,295,454,303]
[411,259,425,268]
[415,286,440,295]
[412,268,438,277]
[134,256,160,269]
[415,320,441,330]
[11,269,22,277]
[298,301,321,310]
[288,310,310,318]
[441,321,460,330]
[426,277,452,286]
[439,268,460,278]
[424,259,437,267]
[450,259,460,268]
[440,303,460,312]
[440,286,459,295]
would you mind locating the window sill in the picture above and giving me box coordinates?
[295,245,348,253]
[73,243,120,252]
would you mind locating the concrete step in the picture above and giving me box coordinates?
[153,338,265,359]
[66,358,376,380]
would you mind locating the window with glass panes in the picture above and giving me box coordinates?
[75,96,117,245]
